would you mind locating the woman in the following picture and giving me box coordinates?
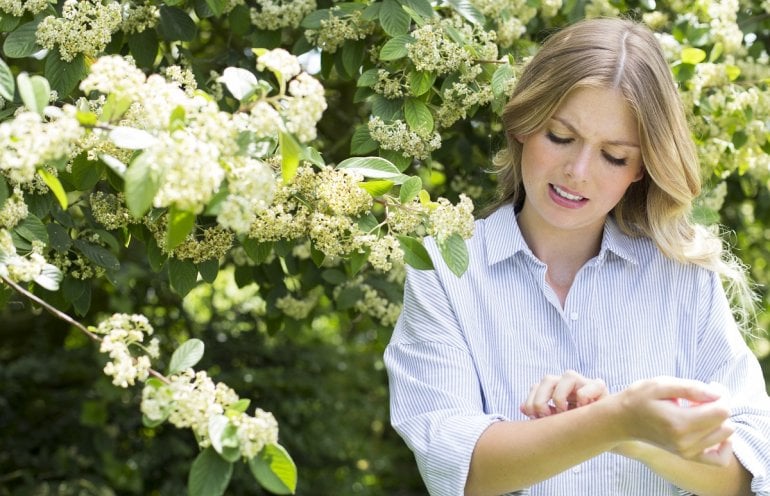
[384,17,770,496]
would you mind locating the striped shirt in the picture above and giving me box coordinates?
[384,204,770,496]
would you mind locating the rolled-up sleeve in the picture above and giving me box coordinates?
[695,271,770,495]
[384,264,506,496]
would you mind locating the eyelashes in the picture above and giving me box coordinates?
[546,131,628,166]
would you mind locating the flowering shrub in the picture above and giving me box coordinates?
[0,0,768,495]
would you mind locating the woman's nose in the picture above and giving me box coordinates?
[564,146,592,181]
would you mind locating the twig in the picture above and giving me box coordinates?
[0,274,100,342]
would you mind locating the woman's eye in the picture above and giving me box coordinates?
[546,131,572,144]
[602,151,627,166]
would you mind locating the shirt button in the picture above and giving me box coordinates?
[572,466,581,473]
[570,312,579,321]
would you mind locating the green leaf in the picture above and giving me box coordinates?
[147,236,167,272]
[402,0,434,19]
[71,283,92,316]
[198,258,219,283]
[226,398,251,414]
[408,70,435,96]
[491,63,515,98]
[300,8,331,29]
[166,207,196,252]
[709,42,723,63]
[726,65,741,81]
[681,47,706,65]
[356,68,379,88]
[14,215,48,245]
[341,40,366,80]
[17,72,49,116]
[0,57,14,100]
[208,415,241,463]
[47,223,71,253]
[379,34,414,61]
[249,444,297,495]
[350,125,378,155]
[168,338,205,375]
[380,0,411,36]
[445,0,485,25]
[371,94,403,121]
[228,5,251,35]
[337,156,401,179]
[128,29,159,67]
[45,51,87,99]
[0,14,20,33]
[158,6,197,42]
[241,238,273,264]
[204,0,226,16]
[279,131,302,183]
[404,98,433,135]
[399,176,422,203]
[438,233,469,277]
[125,152,163,218]
[348,247,369,275]
[70,154,104,190]
[188,447,233,496]
[3,19,42,58]
[72,239,120,271]
[359,179,394,197]
[168,257,198,296]
[397,235,434,270]
[38,169,68,210]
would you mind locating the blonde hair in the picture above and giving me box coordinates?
[488,17,756,330]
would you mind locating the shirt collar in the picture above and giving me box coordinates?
[483,204,639,266]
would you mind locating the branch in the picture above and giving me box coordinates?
[0,274,100,342]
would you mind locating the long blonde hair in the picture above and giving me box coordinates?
[488,17,756,330]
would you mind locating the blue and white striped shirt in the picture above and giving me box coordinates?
[385,204,770,495]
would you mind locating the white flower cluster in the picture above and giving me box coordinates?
[0,188,28,229]
[368,116,442,160]
[471,0,537,46]
[250,0,316,31]
[0,109,84,184]
[90,191,138,230]
[120,3,160,34]
[334,278,402,327]
[36,0,122,62]
[0,231,60,289]
[81,55,278,216]
[0,0,48,16]
[275,291,320,320]
[217,158,276,235]
[702,0,743,54]
[584,0,620,18]
[94,313,160,388]
[437,81,494,128]
[427,194,475,244]
[407,22,471,75]
[304,7,375,53]
[146,218,233,263]
[642,11,670,31]
[240,49,327,143]
[373,70,407,100]
[141,368,279,458]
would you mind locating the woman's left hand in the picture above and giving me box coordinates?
[520,370,608,419]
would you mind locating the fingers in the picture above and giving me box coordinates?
[640,377,724,404]
[520,371,608,419]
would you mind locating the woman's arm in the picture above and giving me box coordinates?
[466,376,734,496]
[615,440,752,496]
[511,371,751,496]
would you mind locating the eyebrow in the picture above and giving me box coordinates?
[552,116,640,148]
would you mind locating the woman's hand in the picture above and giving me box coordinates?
[520,370,608,419]
[612,377,734,466]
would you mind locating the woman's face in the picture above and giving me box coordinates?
[517,86,644,240]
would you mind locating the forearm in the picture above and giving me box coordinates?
[465,399,624,496]
[616,441,753,496]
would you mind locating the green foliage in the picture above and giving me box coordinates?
[0,0,768,494]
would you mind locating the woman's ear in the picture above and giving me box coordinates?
[632,164,645,182]
[511,133,526,144]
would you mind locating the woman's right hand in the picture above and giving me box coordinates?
[612,377,734,466]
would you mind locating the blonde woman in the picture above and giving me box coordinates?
[385,17,770,496]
